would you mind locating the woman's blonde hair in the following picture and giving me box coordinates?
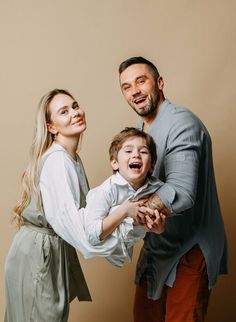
[14,89,74,226]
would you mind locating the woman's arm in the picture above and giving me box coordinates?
[40,150,119,257]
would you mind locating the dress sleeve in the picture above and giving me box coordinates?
[40,151,119,258]
[156,112,204,214]
[84,186,111,245]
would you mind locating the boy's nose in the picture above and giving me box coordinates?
[132,150,141,158]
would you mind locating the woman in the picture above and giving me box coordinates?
[5,89,158,322]
[4,89,120,322]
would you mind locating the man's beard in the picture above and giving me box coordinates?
[132,101,157,117]
[131,91,160,117]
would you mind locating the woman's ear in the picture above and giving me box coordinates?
[47,123,57,135]
[110,159,119,171]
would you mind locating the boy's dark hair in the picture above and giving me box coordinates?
[109,127,157,166]
[118,56,160,82]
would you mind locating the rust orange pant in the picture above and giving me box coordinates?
[133,245,211,322]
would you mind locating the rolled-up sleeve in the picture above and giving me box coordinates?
[84,181,144,246]
[40,151,119,257]
[84,187,111,245]
[157,113,204,214]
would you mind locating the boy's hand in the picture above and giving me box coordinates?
[144,209,166,234]
[119,199,146,224]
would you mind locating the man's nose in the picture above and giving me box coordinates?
[131,84,141,97]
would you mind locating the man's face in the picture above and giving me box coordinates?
[119,64,164,117]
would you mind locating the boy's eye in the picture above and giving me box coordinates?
[140,149,149,154]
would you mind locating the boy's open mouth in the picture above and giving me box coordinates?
[129,163,142,169]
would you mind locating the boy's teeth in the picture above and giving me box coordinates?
[129,163,141,169]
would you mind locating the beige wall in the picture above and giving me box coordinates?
[0,1,235,321]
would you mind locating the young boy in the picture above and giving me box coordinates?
[84,127,165,267]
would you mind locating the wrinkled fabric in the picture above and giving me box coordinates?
[39,144,120,258]
[84,172,164,266]
[5,144,92,322]
[135,100,228,300]
[5,225,91,322]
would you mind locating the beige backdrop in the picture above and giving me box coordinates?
[0,1,235,321]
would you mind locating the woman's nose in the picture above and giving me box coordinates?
[71,109,79,117]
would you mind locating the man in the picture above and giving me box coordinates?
[118,56,228,322]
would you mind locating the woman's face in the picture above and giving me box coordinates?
[47,93,86,140]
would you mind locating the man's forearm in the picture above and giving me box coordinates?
[146,193,171,217]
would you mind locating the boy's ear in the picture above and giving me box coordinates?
[111,159,119,171]
[47,123,57,135]
[149,163,155,175]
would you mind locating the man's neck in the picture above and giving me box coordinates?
[142,98,165,132]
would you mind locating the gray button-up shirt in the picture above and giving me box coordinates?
[135,100,228,300]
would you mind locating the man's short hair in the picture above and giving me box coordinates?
[119,56,160,81]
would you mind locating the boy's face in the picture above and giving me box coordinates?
[111,136,153,189]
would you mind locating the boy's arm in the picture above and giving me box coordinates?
[100,200,143,240]
[84,185,144,244]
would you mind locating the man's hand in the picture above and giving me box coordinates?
[145,193,171,217]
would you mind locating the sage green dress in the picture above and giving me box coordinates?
[4,144,91,322]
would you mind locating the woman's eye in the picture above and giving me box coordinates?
[61,110,68,115]
[73,103,80,110]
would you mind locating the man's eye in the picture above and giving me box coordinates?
[138,79,145,84]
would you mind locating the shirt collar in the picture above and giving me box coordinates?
[138,99,170,131]
[112,172,158,192]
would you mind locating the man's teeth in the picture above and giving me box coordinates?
[135,97,146,103]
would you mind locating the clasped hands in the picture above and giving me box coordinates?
[122,193,170,234]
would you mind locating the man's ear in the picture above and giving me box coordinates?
[111,159,119,171]
[157,76,164,91]
[47,123,57,135]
